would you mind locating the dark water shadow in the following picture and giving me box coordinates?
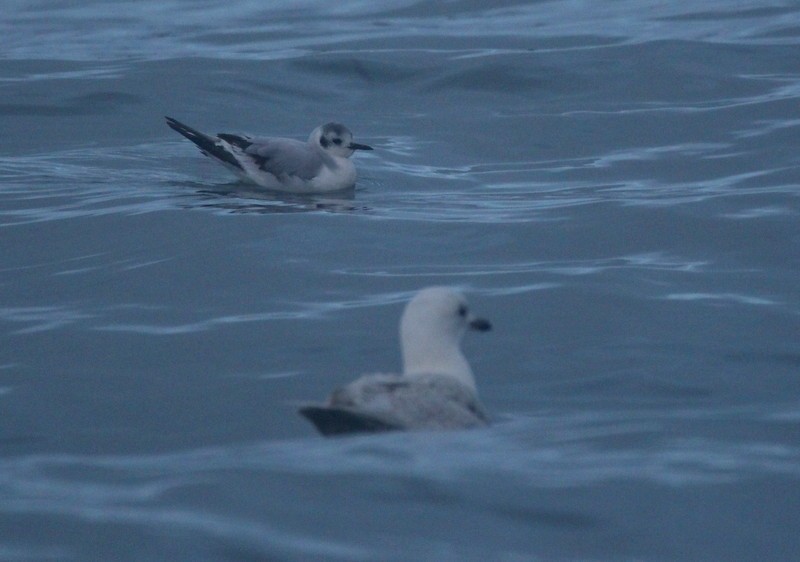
[168,180,370,215]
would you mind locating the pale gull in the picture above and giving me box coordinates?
[299,287,492,436]
[165,117,372,193]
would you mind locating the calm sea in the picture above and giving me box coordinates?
[1,1,799,560]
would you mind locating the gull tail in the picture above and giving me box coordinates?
[165,116,244,171]
[298,405,399,437]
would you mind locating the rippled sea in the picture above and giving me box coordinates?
[1,1,799,560]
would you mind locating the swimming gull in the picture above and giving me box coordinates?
[165,117,372,193]
[299,287,492,436]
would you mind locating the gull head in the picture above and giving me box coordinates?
[310,122,373,158]
[400,287,491,390]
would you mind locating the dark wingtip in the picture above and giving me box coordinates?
[164,116,186,133]
[299,405,398,437]
[164,117,245,171]
[217,133,252,150]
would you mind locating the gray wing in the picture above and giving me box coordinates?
[327,373,489,431]
[243,138,325,180]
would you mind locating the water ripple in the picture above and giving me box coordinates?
[334,253,709,278]
[0,405,796,491]
[664,292,781,306]
[0,306,96,334]
[3,1,799,61]
[0,144,184,227]
[1,132,796,224]
[0,405,795,559]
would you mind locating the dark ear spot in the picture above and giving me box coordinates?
[320,136,330,148]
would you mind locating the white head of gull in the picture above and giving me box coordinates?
[299,287,492,437]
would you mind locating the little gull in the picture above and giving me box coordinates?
[299,287,492,436]
[165,117,372,193]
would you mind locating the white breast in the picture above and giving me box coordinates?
[310,158,357,192]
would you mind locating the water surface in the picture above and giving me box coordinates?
[1,1,799,560]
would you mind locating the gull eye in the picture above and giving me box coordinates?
[457,304,468,317]
[333,138,343,145]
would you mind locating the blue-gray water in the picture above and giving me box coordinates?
[1,1,799,560]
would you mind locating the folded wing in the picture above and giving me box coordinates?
[236,138,325,181]
[299,373,489,436]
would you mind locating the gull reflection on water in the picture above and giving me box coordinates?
[171,180,368,215]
